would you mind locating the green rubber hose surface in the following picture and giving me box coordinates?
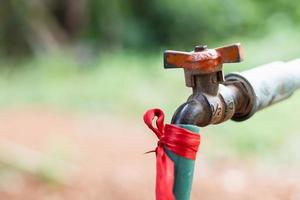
[165,124,200,200]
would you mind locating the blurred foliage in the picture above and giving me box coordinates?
[1,0,300,58]
[0,0,300,159]
[0,26,300,158]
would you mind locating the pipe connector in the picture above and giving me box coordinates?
[171,80,244,126]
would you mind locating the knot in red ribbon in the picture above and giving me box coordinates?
[144,108,201,200]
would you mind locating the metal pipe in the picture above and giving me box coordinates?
[226,58,300,121]
[287,58,300,88]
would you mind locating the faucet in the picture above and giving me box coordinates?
[164,43,300,127]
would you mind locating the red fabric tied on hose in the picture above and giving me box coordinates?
[144,109,201,200]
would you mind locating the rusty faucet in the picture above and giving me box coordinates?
[164,43,300,127]
[145,43,300,200]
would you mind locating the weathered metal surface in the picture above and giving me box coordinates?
[171,83,242,126]
[164,49,222,72]
[223,78,255,121]
[164,43,243,87]
[163,43,300,200]
[164,43,242,71]
[168,43,244,126]
[167,43,300,127]
[226,58,300,121]
[286,58,300,88]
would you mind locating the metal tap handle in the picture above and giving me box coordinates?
[164,43,243,87]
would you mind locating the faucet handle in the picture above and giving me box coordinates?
[164,43,243,87]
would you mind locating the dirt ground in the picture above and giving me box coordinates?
[0,107,299,200]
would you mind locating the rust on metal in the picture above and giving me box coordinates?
[164,43,243,74]
[164,43,245,126]
[167,43,300,127]
[216,44,243,63]
[164,49,221,73]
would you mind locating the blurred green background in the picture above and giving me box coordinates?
[1,0,300,154]
[0,0,300,199]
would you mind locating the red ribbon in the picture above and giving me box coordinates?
[144,108,201,200]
